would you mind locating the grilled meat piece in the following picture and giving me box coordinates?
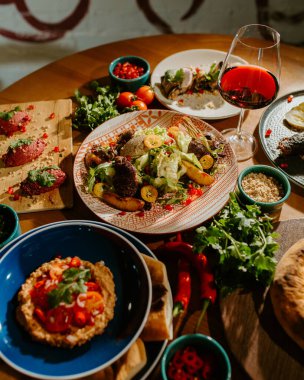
[21,166,66,195]
[113,156,138,197]
[160,68,193,100]
[2,138,46,167]
[116,130,134,153]
[188,138,208,158]
[278,133,304,157]
[0,110,31,137]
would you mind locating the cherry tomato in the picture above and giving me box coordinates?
[44,306,73,332]
[70,257,81,267]
[131,100,148,110]
[85,281,100,291]
[116,92,135,108]
[135,86,155,105]
[73,310,89,327]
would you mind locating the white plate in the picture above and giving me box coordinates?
[73,110,238,234]
[151,49,245,120]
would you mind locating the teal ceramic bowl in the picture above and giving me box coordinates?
[161,334,231,380]
[108,55,150,92]
[0,204,21,250]
[237,165,291,213]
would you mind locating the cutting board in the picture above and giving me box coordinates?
[220,218,304,380]
[0,99,73,212]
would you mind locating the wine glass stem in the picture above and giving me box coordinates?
[236,108,245,139]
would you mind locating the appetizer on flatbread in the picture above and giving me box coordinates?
[140,254,173,341]
[16,256,116,348]
[270,239,304,350]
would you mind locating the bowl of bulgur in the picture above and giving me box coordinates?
[237,165,291,213]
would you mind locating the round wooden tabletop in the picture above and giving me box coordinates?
[0,34,303,380]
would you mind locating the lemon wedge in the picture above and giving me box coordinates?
[285,102,304,130]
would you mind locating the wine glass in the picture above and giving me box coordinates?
[218,24,281,161]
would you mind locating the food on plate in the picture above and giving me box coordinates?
[277,133,304,157]
[2,138,46,167]
[194,193,279,296]
[20,165,67,195]
[102,192,145,212]
[241,172,284,203]
[114,338,147,380]
[0,106,31,136]
[270,239,304,350]
[85,119,225,212]
[160,62,223,109]
[140,254,173,341]
[16,256,116,348]
[285,101,304,130]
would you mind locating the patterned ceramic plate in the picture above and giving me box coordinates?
[259,90,304,188]
[74,110,238,234]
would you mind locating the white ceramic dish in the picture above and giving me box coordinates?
[73,110,238,234]
[151,49,246,120]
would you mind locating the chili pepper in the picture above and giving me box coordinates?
[173,258,191,317]
[160,236,217,333]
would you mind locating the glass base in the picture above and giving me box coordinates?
[221,128,257,161]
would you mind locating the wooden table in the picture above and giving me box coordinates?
[0,34,303,380]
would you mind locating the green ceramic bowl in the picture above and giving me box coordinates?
[237,165,291,213]
[0,204,21,250]
[161,334,231,380]
[108,55,150,92]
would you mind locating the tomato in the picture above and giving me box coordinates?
[31,284,49,310]
[113,62,145,79]
[85,281,100,292]
[45,306,73,332]
[73,309,89,327]
[116,92,135,108]
[78,291,104,313]
[70,257,81,267]
[135,86,155,105]
[131,100,147,110]
[34,307,46,323]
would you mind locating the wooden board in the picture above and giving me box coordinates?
[0,99,73,212]
[220,218,304,380]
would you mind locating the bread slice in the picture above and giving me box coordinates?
[114,338,147,380]
[270,238,304,350]
[140,254,173,341]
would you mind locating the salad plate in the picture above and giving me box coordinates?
[73,110,238,234]
[259,90,304,188]
[0,221,168,380]
[151,49,245,120]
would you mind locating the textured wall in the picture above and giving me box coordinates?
[0,0,303,90]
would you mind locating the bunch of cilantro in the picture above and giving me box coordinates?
[73,81,120,131]
[194,193,279,297]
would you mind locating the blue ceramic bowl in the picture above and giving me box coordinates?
[0,204,21,249]
[237,165,291,213]
[0,221,152,379]
[108,55,150,92]
[161,334,231,380]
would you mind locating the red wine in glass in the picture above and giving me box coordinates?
[219,65,279,109]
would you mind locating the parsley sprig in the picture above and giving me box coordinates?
[48,267,91,308]
[28,166,60,187]
[194,192,279,297]
[0,106,21,121]
[73,81,120,131]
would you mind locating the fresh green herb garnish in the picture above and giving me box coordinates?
[48,267,91,308]
[0,106,21,121]
[194,192,279,297]
[9,138,33,150]
[73,81,120,131]
[28,166,60,187]
[164,69,184,83]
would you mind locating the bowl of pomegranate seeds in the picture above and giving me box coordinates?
[109,55,150,91]
[161,333,231,380]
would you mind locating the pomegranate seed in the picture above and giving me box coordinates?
[53,146,60,153]
[164,204,173,211]
[49,112,55,119]
[42,132,48,138]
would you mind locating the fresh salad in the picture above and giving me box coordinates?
[84,119,225,212]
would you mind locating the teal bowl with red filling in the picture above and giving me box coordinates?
[161,333,231,380]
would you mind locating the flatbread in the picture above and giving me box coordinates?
[270,238,304,350]
[140,254,173,341]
